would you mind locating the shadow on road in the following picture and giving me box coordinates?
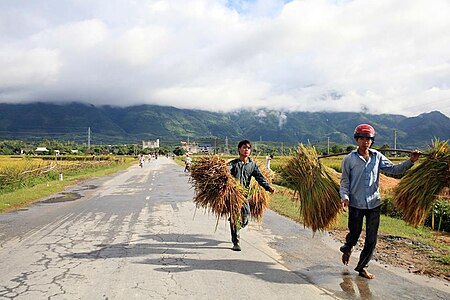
[68,234,229,259]
[67,233,314,285]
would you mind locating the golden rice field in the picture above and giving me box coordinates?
[0,156,47,167]
[0,155,122,189]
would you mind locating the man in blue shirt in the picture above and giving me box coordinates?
[339,124,420,279]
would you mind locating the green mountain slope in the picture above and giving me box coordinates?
[0,102,448,148]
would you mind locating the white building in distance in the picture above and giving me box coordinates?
[198,143,214,154]
[181,141,198,154]
[143,139,160,149]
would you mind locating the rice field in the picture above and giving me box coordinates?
[0,156,48,167]
[0,155,133,213]
[0,155,123,192]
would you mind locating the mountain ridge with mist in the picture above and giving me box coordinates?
[0,102,448,148]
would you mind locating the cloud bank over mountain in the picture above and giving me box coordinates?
[0,0,449,116]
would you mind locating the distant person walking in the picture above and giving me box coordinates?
[228,140,275,251]
[138,154,145,168]
[184,154,192,172]
[265,154,273,171]
[339,124,421,279]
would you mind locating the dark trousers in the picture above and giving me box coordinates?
[230,201,250,244]
[341,206,381,272]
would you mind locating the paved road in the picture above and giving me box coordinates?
[0,157,449,299]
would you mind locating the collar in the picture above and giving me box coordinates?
[239,157,253,164]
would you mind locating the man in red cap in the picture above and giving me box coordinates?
[339,124,421,279]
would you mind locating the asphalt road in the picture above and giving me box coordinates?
[0,157,449,299]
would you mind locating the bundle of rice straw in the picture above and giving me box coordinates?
[248,158,273,222]
[394,139,450,227]
[280,144,341,232]
[190,156,246,227]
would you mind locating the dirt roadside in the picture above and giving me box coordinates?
[330,174,450,282]
[330,229,450,281]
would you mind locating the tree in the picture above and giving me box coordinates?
[331,145,343,153]
[173,146,186,156]
[346,145,356,152]
[157,147,169,155]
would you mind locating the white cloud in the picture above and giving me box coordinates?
[0,47,61,94]
[0,0,449,117]
[113,26,169,66]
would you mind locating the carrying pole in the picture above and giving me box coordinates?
[318,148,425,159]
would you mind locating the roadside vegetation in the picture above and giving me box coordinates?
[0,155,136,213]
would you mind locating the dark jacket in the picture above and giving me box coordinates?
[228,157,271,191]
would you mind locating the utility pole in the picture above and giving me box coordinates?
[225,136,229,154]
[88,127,91,150]
[394,129,397,156]
[214,138,217,154]
[327,137,330,155]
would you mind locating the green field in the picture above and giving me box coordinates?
[0,155,135,213]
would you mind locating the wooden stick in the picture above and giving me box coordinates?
[318,152,349,158]
[318,148,426,159]
[377,148,420,154]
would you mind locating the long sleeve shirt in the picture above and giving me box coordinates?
[228,158,271,191]
[339,148,414,209]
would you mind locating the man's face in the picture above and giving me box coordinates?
[239,144,252,157]
[357,137,373,150]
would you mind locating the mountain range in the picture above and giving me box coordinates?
[0,102,449,149]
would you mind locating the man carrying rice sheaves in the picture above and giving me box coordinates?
[339,124,421,279]
[228,140,275,251]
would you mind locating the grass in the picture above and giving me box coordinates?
[174,156,186,166]
[269,186,449,264]
[0,157,135,213]
[269,185,303,223]
[431,254,450,265]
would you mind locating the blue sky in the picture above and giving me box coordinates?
[226,0,293,15]
[0,0,449,117]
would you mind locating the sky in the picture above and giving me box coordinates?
[0,0,449,117]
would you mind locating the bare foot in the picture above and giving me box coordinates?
[358,269,375,279]
[342,252,351,265]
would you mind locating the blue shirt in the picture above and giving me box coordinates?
[339,148,414,209]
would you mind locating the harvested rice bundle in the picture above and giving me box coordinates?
[248,158,273,222]
[394,140,450,227]
[280,144,341,232]
[190,156,246,226]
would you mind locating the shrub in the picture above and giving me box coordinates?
[381,197,403,218]
[424,198,450,232]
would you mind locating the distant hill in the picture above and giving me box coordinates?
[0,102,448,148]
